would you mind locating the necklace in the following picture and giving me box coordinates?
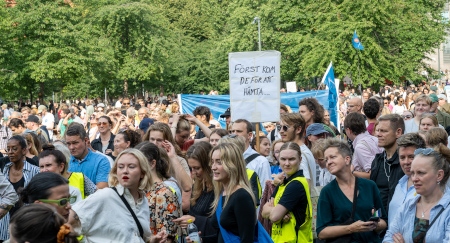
[383,152,392,182]
[420,199,437,218]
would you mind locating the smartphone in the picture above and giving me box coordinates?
[369,208,382,222]
[368,216,380,222]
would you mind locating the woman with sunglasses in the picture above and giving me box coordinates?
[91,116,115,155]
[38,144,96,201]
[0,135,39,242]
[20,172,74,222]
[393,96,407,115]
[401,110,414,121]
[9,204,79,243]
[384,144,450,243]
[68,149,167,243]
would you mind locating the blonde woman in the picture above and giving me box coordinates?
[21,132,39,166]
[68,149,166,243]
[210,143,257,242]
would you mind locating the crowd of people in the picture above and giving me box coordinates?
[0,80,450,243]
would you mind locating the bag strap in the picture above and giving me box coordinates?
[111,187,144,239]
[245,154,260,164]
[350,177,358,220]
[428,201,450,229]
[215,194,237,242]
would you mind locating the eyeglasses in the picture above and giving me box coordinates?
[39,196,77,206]
[98,122,109,126]
[414,148,435,156]
[276,124,291,131]
[402,115,412,119]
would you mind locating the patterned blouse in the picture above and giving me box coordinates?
[146,181,181,239]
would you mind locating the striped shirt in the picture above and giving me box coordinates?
[0,161,39,240]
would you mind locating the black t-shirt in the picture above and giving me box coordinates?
[272,170,307,228]
[194,124,215,139]
[9,176,25,217]
[213,188,256,243]
[370,151,404,216]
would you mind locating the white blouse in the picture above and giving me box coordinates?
[72,185,151,243]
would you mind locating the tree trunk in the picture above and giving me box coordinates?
[124,79,128,97]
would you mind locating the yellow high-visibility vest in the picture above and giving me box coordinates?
[272,176,312,243]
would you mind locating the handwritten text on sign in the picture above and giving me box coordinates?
[229,51,281,122]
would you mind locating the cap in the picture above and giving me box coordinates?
[306,123,328,137]
[438,94,447,100]
[26,115,40,124]
[430,86,438,91]
[97,103,105,108]
[37,105,47,114]
[139,118,154,133]
[220,108,231,118]
[429,93,439,103]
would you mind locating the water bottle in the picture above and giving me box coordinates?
[187,219,200,243]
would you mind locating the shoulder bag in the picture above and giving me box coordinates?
[215,193,273,243]
[325,177,358,243]
[111,187,144,240]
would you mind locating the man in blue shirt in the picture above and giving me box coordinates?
[65,122,110,189]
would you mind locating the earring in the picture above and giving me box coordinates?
[437,181,441,185]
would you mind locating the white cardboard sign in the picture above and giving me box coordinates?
[229,51,281,122]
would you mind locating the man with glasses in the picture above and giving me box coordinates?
[278,113,317,186]
[230,119,271,191]
[370,114,405,217]
[347,97,363,114]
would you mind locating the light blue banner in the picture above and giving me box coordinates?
[180,90,334,128]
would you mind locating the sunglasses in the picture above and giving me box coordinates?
[39,196,77,206]
[414,148,435,156]
[384,102,388,105]
[402,115,412,119]
[98,122,109,126]
[276,124,291,131]
[123,103,130,105]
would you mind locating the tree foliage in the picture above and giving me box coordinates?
[0,0,448,101]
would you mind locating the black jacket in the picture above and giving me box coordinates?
[91,133,115,154]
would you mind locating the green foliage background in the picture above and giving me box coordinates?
[0,0,448,101]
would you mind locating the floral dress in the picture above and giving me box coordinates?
[146,181,181,239]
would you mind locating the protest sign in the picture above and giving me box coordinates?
[286,81,297,93]
[229,51,281,122]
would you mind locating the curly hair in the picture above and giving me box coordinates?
[299,97,324,123]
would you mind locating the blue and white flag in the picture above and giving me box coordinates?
[352,30,364,50]
[321,62,338,126]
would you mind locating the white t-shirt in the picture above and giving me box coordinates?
[42,113,55,139]
[72,185,151,243]
[243,146,272,192]
[300,144,317,187]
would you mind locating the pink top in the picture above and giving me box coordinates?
[352,131,384,172]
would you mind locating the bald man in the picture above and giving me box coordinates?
[347,97,363,114]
